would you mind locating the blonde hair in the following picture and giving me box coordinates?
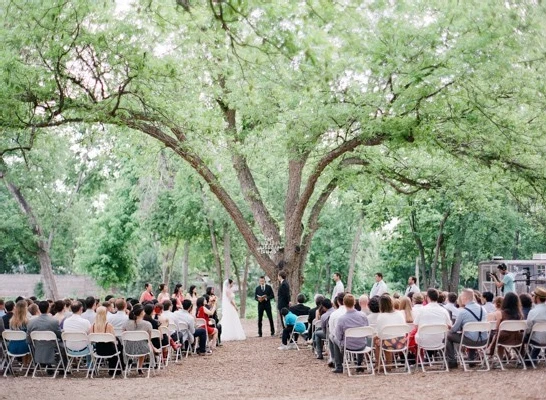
[10,300,29,330]
[399,296,414,323]
[93,306,108,332]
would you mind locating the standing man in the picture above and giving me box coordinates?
[277,271,290,329]
[370,272,388,298]
[331,272,345,300]
[404,276,420,296]
[255,276,275,337]
[491,263,515,294]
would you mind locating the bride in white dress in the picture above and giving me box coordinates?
[220,279,246,341]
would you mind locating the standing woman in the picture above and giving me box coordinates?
[172,283,185,308]
[8,300,31,367]
[157,283,170,305]
[187,285,198,316]
[123,304,157,375]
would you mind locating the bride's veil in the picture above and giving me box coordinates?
[222,279,230,305]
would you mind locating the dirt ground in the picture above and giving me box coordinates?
[2,319,546,400]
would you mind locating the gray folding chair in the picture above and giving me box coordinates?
[2,330,33,377]
[457,321,491,372]
[343,326,375,376]
[61,331,91,378]
[525,321,546,369]
[287,315,309,351]
[415,324,449,373]
[122,331,155,378]
[378,324,412,375]
[30,331,65,378]
[491,320,527,370]
[88,332,122,379]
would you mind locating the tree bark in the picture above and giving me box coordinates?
[431,210,450,288]
[223,222,231,280]
[200,186,224,292]
[347,215,364,293]
[449,219,466,291]
[409,208,428,288]
[182,240,190,290]
[0,170,59,299]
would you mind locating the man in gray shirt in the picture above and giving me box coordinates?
[332,294,369,373]
[525,287,546,362]
[446,289,489,369]
[313,299,334,360]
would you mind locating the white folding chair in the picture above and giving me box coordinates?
[415,324,449,373]
[61,331,91,378]
[2,330,33,377]
[343,327,374,376]
[151,329,166,370]
[175,322,193,359]
[457,321,491,372]
[195,318,209,350]
[526,321,546,369]
[122,331,154,378]
[377,324,412,374]
[492,320,527,371]
[30,331,65,378]
[287,315,308,351]
[88,333,122,379]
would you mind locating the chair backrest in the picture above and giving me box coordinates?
[463,321,492,334]
[498,320,527,332]
[122,331,150,342]
[30,330,58,341]
[62,331,89,352]
[195,318,206,329]
[151,329,161,340]
[2,330,27,342]
[88,332,117,344]
[159,326,169,336]
[114,327,123,338]
[313,319,322,328]
[378,324,412,339]
[530,321,546,334]
[168,323,178,335]
[296,315,308,324]
[418,324,448,335]
[177,321,189,331]
[345,326,374,339]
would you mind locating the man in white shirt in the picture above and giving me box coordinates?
[63,301,91,351]
[331,272,345,300]
[370,272,388,298]
[405,276,420,296]
[172,300,209,355]
[81,296,96,324]
[414,288,452,348]
[107,298,128,336]
[161,300,175,323]
[444,292,460,322]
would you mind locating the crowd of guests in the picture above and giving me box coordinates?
[0,282,223,376]
[279,271,546,373]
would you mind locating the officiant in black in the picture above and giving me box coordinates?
[255,276,275,337]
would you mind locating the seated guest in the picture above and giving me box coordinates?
[487,292,523,358]
[438,292,452,321]
[290,294,311,316]
[308,294,324,340]
[327,293,347,366]
[52,300,67,326]
[359,295,370,316]
[204,293,222,346]
[161,299,175,322]
[8,300,31,366]
[525,287,546,362]
[446,289,489,369]
[92,306,123,375]
[445,292,460,322]
[313,298,333,360]
[2,300,15,329]
[196,297,218,349]
[520,293,533,320]
[367,296,380,325]
[399,296,414,324]
[278,307,306,350]
[483,291,496,314]
[486,296,503,323]
[331,294,369,373]
[123,304,158,374]
[107,298,129,336]
[81,296,96,325]
[374,294,406,367]
[172,300,209,355]
[412,293,424,319]
[414,288,452,349]
[0,298,5,318]
[63,301,91,335]
[26,301,64,367]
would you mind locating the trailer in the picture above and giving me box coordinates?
[478,254,546,296]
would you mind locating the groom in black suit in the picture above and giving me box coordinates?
[255,276,275,337]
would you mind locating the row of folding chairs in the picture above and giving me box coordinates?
[312,320,546,376]
[1,329,171,379]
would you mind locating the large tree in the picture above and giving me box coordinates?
[2,0,546,297]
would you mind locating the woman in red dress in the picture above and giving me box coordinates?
[196,297,218,349]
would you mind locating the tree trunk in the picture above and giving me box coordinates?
[512,230,520,260]
[347,215,364,293]
[200,187,223,293]
[449,220,467,291]
[223,222,231,280]
[0,172,59,299]
[409,209,428,288]
[431,210,450,288]
[182,240,190,290]
[441,242,449,290]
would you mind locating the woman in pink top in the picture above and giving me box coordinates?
[172,283,184,308]
[157,283,170,305]
[139,283,155,303]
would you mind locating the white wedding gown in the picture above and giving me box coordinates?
[220,284,246,341]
